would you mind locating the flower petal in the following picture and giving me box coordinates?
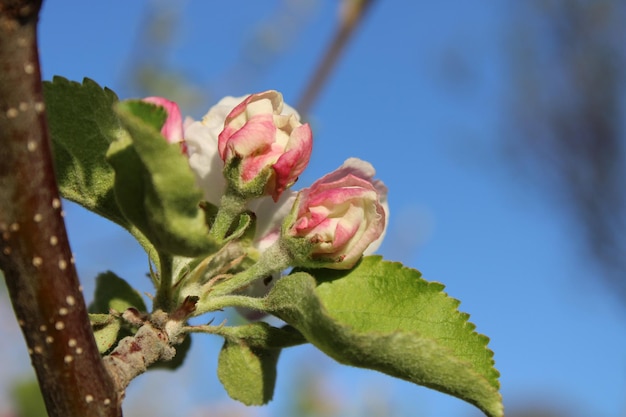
[142,96,184,144]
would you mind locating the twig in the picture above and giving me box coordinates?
[103,310,177,397]
[0,1,120,416]
[296,0,376,117]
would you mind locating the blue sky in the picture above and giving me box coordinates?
[10,1,624,416]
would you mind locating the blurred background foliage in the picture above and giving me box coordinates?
[1,0,625,416]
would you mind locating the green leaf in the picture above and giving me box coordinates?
[217,339,280,405]
[89,313,122,354]
[215,322,303,405]
[107,100,217,257]
[89,271,147,314]
[44,77,126,226]
[264,256,503,417]
[44,77,157,263]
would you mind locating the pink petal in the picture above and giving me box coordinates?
[142,96,184,144]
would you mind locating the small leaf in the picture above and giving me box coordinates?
[89,313,122,353]
[214,323,303,405]
[89,271,147,314]
[264,257,503,417]
[217,339,280,405]
[107,100,217,257]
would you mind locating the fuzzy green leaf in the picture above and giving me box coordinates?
[89,271,147,314]
[44,77,126,226]
[107,100,217,257]
[89,314,122,354]
[264,256,503,417]
[217,340,280,405]
[44,77,157,263]
[216,322,302,405]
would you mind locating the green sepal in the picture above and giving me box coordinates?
[278,193,320,268]
[107,100,218,257]
[89,313,122,354]
[223,156,273,200]
[224,212,254,244]
[264,257,503,417]
[89,271,147,314]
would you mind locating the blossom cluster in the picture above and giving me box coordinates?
[145,91,388,270]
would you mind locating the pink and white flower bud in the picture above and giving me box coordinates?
[283,158,388,269]
[218,90,313,201]
[142,97,185,147]
[185,93,309,248]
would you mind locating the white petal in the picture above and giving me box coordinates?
[184,96,250,205]
[202,95,248,134]
[342,157,376,179]
[281,102,301,120]
[364,196,389,255]
[185,121,226,205]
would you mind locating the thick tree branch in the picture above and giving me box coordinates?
[0,1,120,416]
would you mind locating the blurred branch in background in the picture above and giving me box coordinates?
[296,0,375,116]
[122,0,320,116]
[506,0,626,302]
[122,0,204,111]
[217,0,318,99]
[122,0,376,119]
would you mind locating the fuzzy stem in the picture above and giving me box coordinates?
[153,253,174,312]
[209,188,247,242]
[197,294,265,315]
[208,242,292,297]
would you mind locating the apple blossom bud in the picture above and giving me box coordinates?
[282,158,387,269]
[218,90,312,201]
[142,96,185,151]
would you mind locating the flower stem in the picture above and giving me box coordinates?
[198,294,266,313]
[208,242,292,297]
[209,189,247,242]
[154,253,174,312]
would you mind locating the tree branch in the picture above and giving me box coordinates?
[296,0,376,116]
[0,1,120,416]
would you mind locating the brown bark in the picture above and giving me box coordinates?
[0,1,121,415]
